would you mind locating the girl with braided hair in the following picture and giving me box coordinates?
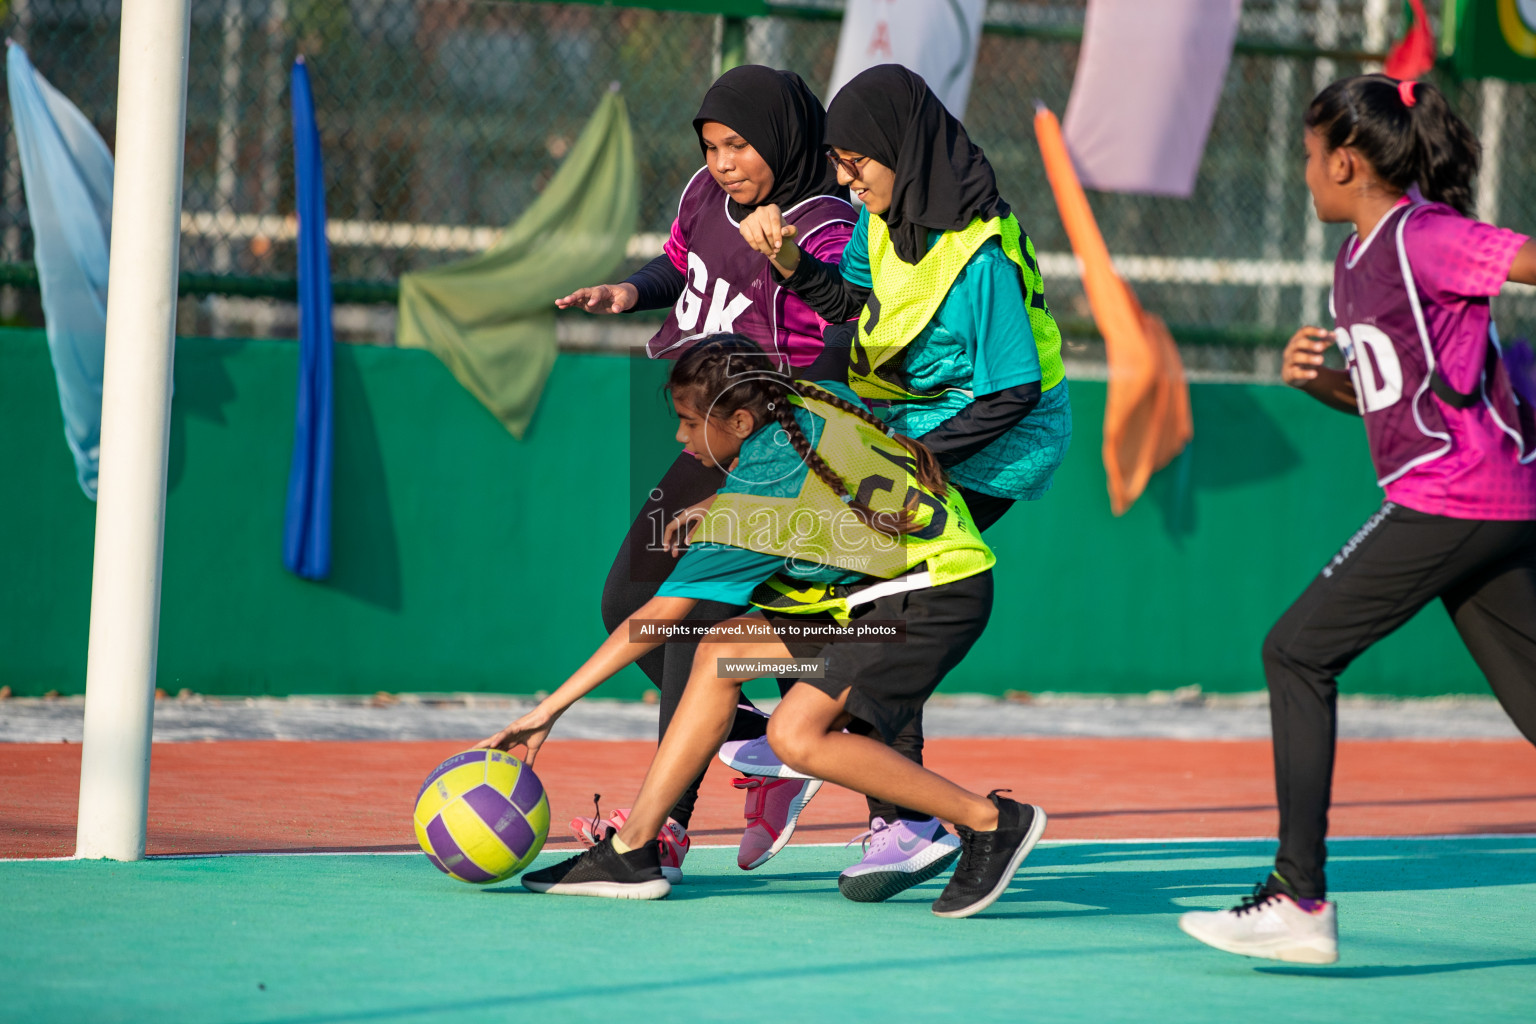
[475,335,1046,917]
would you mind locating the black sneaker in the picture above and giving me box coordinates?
[930,793,1046,919]
[520,836,671,900]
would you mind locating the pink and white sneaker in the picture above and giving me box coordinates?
[568,804,627,847]
[568,802,690,884]
[655,819,690,884]
[1179,880,1338,964]
[733,775,823,870]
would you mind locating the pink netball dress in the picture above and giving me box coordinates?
[1330,192,1536,520]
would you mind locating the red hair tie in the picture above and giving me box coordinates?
[1398,80,1418,107]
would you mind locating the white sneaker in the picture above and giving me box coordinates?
[718,735,816,781]
[1179,886,1339,964]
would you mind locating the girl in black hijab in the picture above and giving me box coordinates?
[554,67,857,882]
[735,64,1073,898]
[739,63,1068,517]
[823,63,1008,263]
[557,65,848,328]
[693,64,846,220]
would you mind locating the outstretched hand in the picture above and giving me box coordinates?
[738,205,800,276]
[472,705,558,765]
[556,283,638,315]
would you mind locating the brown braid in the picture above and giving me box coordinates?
[767,399,911,537]
[667,334,946,538]
[795,381,950,497]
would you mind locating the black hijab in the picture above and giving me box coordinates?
[825,64,1008,264]
[693,65,845,220]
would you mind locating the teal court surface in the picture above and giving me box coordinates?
[4,838,1534,1023]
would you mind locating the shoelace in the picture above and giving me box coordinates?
[572,794,619,846]
[952,789,1012,883]
[1233,881,1279,916]
[587,793,604,843]
[845,818,892,855]
[951,825,995,883]
[569,795,682,864]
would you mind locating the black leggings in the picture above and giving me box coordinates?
[1264,502,1536,898]
[601,452,788,828]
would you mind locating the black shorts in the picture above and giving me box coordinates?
[762,570,994,742]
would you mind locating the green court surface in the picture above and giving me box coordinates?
[4,839,1534,1023]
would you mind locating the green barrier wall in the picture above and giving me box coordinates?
[0,329,1483,698]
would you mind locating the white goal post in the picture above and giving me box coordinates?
[74,0,192,861]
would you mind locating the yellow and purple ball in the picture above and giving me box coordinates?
[413,749,550,884]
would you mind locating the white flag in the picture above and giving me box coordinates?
[7,42,113,499]
[1063,0,1242,197]
[828,0,987,118]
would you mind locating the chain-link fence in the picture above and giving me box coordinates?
[2,0,1533,348]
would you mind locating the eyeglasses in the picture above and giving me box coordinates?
[824,147,869,180]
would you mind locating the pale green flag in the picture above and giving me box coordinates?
[398,89,638,438]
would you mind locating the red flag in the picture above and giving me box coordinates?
[1384,0,1436,80]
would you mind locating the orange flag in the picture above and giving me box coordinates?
[1034,104,1192,516]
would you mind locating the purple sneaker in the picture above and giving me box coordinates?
[838,816,962,903]
[718,735,815,781]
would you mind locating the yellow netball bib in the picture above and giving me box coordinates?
[689,389,994,617]
[850,214,1065,402]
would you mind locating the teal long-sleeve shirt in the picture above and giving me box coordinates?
[840,207,1071,500]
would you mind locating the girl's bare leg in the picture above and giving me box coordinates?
[615,622,797,849]
[767,683,1000,832]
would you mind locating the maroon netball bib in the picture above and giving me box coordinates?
[1332,202,1535,486]
[646,168,854,366]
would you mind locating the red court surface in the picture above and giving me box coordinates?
[3,737,1534,858]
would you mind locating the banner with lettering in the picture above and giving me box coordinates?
[828,0,988,117]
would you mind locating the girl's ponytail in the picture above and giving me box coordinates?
[1305,74,1481,216]
[1402,81,1480,217]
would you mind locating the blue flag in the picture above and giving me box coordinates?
[7,42,113,499]
[283,57,334,580]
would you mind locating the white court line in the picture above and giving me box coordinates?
[6,833,1534,864]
